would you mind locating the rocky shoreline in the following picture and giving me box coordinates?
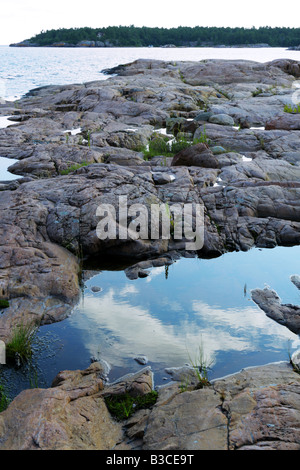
[0,57,300,450]
[10,41,275,48]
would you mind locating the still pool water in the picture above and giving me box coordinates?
[0,156,18,181]
[0,116,19,181]
[1,245,299,398]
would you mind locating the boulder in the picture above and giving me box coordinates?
[251,286,300,334]
[291,274,300,290]
[209,113,235,126]
[265,113,300,130]
[171,143,219,168]
[0,363,124,450]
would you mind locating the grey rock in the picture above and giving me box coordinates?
[90,286,102,293]
[171,143,219,168]
[134,355,149,365]
[266,113,300,130]
[210,145,226,154]
[165,365,199,386]
[251,286,300,334]
[152,171,175,184]
[143,362,300,450]
[194,111,213,122]
[291,274,300,290]
[209,113,235,126]
[291,349,300,369]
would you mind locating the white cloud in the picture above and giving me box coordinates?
[2,0,300,44]
[68,286,300,371]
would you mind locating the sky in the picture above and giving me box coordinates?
[1,0,299,45]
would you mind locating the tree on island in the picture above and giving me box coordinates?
[10,25,300,48]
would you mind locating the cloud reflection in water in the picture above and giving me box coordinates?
[67,249,300,381]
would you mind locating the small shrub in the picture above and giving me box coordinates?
[195,125,210,145]
[0,300,9,309]
[252,87,263,97]
[0,385,10,412]
[284,103,300,113]
[187,341,214,389]
[104,391,158,421]
[59,161,89,175]
[142,128,210,160]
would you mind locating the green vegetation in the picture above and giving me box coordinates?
[252,85,276,97]
[165,202,175,236]
[15,26,300,48]
[252,87,264,97]
[0,384,10,412]
[284,103,300,113]
[104,391,158,421]
[187,342,213,389]
[0,299,9,309]
[59,161,89,175]
[143,128,210,160]
[6,322,38,365]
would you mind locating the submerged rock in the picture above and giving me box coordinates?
[251,279,300,334]
[291,274,300,290]
[134,355,149,365]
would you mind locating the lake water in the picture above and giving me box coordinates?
[1,46,299,101]
[0,46,299,398]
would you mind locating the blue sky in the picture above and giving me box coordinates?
[1,0,299,45]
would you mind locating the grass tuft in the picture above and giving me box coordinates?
[187,341,214,389]
[0,384,10,412]
[284,103,300,113]
[104,391,158,421]
[59,161,89,175]
[143,127,210,161]
[6,322,38,365]
[0,299,9,309]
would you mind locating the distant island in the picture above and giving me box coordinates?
[9,25,300,48]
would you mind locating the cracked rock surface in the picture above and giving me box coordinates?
[0,361,299,450]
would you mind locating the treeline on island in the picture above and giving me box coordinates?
[10,25,300,48]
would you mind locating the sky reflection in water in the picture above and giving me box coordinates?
[38,245,300,386]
